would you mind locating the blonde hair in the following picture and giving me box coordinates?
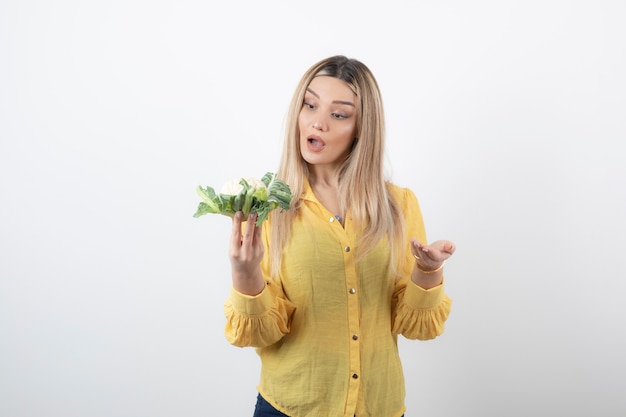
[268,55,405,278]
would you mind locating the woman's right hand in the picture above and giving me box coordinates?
[229,211,265,295]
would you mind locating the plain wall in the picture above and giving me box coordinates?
[1,1,625,416]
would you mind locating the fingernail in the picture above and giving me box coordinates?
[236,211,243,219]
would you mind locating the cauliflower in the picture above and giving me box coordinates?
[193,172,292,226]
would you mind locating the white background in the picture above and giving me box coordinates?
[1,1,625,416]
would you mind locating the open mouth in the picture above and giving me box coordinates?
[307,136,325,150]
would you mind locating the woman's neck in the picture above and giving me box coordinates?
[308,169,344,223]
[308,164,341,188]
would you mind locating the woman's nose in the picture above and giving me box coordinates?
[312,120,326,131]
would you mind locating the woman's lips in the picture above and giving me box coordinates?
[307,136,325,151]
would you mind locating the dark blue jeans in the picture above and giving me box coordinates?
[253,393,289,416]
[253,393,404,417]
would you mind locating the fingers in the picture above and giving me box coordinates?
[241,212,259,248]
[410,238,430,254]
[429,240,455,257]
[411,238,429,261]
[410,238,456,263]
[254,215,263,242]
[410,238,430,262]
[230,211,263,256]
[442,241,456,255]
[410,238,422,256]
[230,211,244,248]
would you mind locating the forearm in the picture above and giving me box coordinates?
[232,266,265,296]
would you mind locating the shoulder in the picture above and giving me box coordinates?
[386,182,419,206]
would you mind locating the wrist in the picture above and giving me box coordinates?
[415,261,444,274]
[231,268,265,295]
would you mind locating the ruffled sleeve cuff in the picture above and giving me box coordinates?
[392,279,452,340]
[229,285,275,315]
[403,279,446,309]
[224,285,296,348]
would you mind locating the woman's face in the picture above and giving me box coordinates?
[298,76,357,170]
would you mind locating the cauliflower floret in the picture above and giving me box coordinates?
[220,177,266,195]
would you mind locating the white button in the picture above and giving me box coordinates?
[329,216,335,222]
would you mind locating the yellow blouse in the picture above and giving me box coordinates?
[224,182,451,417]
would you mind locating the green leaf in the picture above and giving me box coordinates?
[195,185,222,213]
[193,172,292,223]
[262,172,292,211]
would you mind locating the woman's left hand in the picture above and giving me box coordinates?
[410,238,456,271]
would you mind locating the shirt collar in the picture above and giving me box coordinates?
[299,178,318,203]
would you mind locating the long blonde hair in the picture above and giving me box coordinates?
[268,55,405,278]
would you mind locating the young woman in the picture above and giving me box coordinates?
[225,55,456,417]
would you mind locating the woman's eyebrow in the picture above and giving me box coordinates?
[306,88,355,107]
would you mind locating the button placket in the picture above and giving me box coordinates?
[329,211,360,404]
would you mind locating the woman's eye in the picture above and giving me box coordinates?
[303,101,315,109]
[332,113,348,119]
